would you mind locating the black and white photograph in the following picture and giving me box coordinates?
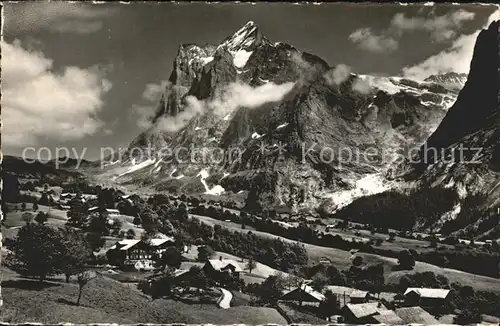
[1,1,500,324]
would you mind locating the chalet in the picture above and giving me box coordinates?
[203,257,243,277]
[324,285,353,307]
[395,306,439,324]
[106,237,175,268]
[349,290,370,304]
[341,302,390,324]
[372,310,405,325]
[280,284,325,306]
[403,288,450,308]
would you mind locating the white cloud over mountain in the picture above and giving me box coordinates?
[402,8,499,80]
[349,9,476,53]
[349,28,399,53]
[1,40,112,148]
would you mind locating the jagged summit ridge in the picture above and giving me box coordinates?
[220,21,268,52]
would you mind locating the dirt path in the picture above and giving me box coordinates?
[217,288,232,309]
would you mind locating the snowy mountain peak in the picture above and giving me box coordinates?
[221,21,267,52]
[424,72,468,90]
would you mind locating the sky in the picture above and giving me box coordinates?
[1,2,499,161]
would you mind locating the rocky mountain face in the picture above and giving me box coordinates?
[424,72,468,91]
[102,21,464,214]
[391,20,500,234]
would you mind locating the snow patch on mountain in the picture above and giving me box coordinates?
[232,50,253,68]
[251,132,263,139]
[328,173,392,210]
[118,158,156,177]
[197,169,225,195]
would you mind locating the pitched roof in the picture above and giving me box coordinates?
[149,237,175,246]
[115,239,141,251]
[404,288,450,299]
[344,302,388,319]
[281,284,326,302]
[324,285,356,296]
[372,310,405,324]
[395,306,440,324]
[350,290,369,299]
[207,259,243,272]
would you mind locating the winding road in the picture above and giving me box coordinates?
[217,287,232,309]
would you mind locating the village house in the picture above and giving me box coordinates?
[280,284,326,306]
[323,285,369,307]
[395,306,440,324]
[341,302,390,324]
[203,257,243,276]
[403,288,450,308]
[106,237,176,268]
[349,290,370,304]
[371,310,405,325]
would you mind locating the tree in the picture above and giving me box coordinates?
[197,245,214,262]
[310,272,329,291]
[155,247,182,271]
[252,274,286,304]
[188,266,211,293]
[10,224,64,282]
[397,249,415,270]
[67,196,88,228]
[32,202,39,211]
[76,271,96,305]
[326,265,346,285]
[133,216,142,226]
[39,192,50,206]
[319,290,340,318]
[245,257,257,274]
[35,211,48,225]
[22,212,34,225]
[352,255,363,267]
[126,229,136,239]
[85,232,105,252]
[59,227,91,283]
[454,306,481,324]
[21,202,26,212]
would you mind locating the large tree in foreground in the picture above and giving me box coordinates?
[59,227,92,283]
[9,224,64,282]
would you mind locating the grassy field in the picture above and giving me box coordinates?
[181,246,290,284]
[4,204,68,228]
[0,266,286,324]
[189,213,500,293]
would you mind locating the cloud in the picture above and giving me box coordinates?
[351,78,373,94]
[132,105,157,130]
[349,9,476,53]
[4,2,117,34]
[1,39,112,148]
[391,9,475,42]
[142,81,169,102]
[402,8,499,80]
[155,81,296,133]
[290,51,322,82]
[323,64,352,85]
[349,28,399,53]
[131,80,171,130]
